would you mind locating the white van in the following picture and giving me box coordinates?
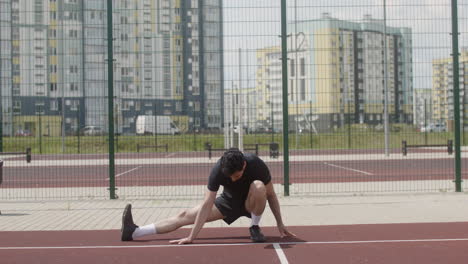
[81,126,104,136]
[136,116,180,135]
[421,123,447,133]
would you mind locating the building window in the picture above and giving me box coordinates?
[50,100,58,111]
[121,84,129,93]
[290,59,295,77]
[120,16,128,24]
[70,83,78,91]
[69,29,78,38]
[300,79,306,101]
[176,101,182,112]
[70,100,79,111]
[70,65,78,74]
[124,117,133,128]
[13,101,21,114]
[300,58,305,76]
[50,83,57,91]
[122,100,134,110]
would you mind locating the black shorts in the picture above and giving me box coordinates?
[214,192,251,225]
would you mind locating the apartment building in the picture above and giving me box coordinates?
[432,48,468,130]
[255,46,283,132]
[182,0,224,132]
[224,86,257,132]
[0,0,12,135]
[2,0,224,136]
[256,14,413,132]
[297,14,413,131]
[413,88,433,127]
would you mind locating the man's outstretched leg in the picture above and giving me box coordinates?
[245,180,268,242]
[121,203,224,241]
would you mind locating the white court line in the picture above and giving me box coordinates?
[106,166,142,180]
[2,238,468,250]
[273,243,289,264]
[324,162,373,175]
[165,153,176,158]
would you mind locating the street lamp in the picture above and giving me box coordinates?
[294,0,299,149]
[36,104,44,154]
[383,0,390,156]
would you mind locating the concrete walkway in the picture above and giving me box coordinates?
[1,192,468,232]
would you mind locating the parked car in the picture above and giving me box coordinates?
[421,124,447,133]
[81,126,104,136]
[15,129,32,137]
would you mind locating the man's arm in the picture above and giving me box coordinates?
[265,182,296,237]
[170,189,217,244]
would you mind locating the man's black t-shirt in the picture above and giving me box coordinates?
[207,153,271,199]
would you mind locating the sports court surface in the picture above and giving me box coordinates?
[2,223,468,263]
[1,149,464,189]
[2,149,468,263]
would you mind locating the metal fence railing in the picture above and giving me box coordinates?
[0,0,467,200]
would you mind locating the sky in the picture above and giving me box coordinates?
[222,0,468,90]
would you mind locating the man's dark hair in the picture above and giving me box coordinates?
[220,148,245,176]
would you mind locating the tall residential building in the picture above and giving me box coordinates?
[10,0,53,134]
[256,14,414,132]
[413,88,433,127]
[255,46,282,132]
[223,86,257,148]
[2,0,224,136]
[297,14,413,131]
[0,0,12,135]
[432,48,468,129]
[182,0,224,131]
[224,86,257,132]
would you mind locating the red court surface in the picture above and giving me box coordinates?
[2,158,464,188]
[1,222,468,263]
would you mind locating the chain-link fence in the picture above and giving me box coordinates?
[0,0,467,200]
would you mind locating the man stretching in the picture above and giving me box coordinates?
[121,148,295,244]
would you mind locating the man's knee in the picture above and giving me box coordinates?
[177,209,188,219]
[176,207,197,225]
[250,180,266,197]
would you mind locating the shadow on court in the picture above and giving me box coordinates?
[133,234,307,245]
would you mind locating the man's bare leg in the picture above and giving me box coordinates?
[154,204,224,234]
[245,180,267,216]
[123,204,224,241]
[244,180,268,242]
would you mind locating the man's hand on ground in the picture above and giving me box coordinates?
[277,224,297,238]
[169,237,193,245]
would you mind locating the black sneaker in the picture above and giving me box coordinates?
[249,225,266,243]
[121,204,138,241]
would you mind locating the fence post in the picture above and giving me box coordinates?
[451,0,462,192]
[26,147,31,163]
[107,0,117,199]
[448,140,453,155]
[0,104,2,152]
[281,0,290,196]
